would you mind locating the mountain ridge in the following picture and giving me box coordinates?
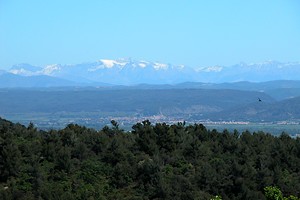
[208,96,300,122]
[4,59,300,86]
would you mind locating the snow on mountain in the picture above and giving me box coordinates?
[34,59,196,85]
[228,61,300,82]
[100,59,128,68]
[196,66,223,72]
[196,61,300,83]
[153,62,168,70]
[9,63,42,76]
[5,59,300,86]
[42,64,61,75]
[10,63,42,72]
[138,61,148,68]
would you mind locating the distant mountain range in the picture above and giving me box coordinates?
[1,59,300,127]
[0,72,77,88]
[2,59,300,87]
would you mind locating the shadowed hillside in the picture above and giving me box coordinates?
[0,88,274,119]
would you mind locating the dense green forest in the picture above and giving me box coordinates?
[1,117,300,200]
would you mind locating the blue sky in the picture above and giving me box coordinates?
[0,0,299,69]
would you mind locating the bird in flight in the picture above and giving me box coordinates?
[258,97,262,102]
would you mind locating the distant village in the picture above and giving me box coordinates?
[27,114,300,137]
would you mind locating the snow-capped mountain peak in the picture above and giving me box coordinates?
[42,64,61,75]
[196,66,223,72]
[137,61,149,68]
[9,63,42,76]
[5,59,300,85]
[153,62,168,70]
[99,59,128,68]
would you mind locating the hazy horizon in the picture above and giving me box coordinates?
[3,58,300,69]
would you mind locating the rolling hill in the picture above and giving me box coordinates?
[208,96,300,122]
[0,88,276,119]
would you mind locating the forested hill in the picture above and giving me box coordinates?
[208,96,300,122]
[1,117,300,199]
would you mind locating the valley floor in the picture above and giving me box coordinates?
[2,112,300,136]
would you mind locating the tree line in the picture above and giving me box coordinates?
[1,117,300,199]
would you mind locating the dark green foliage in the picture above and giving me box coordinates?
[0,117,300,199]
[264,186,300,200]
